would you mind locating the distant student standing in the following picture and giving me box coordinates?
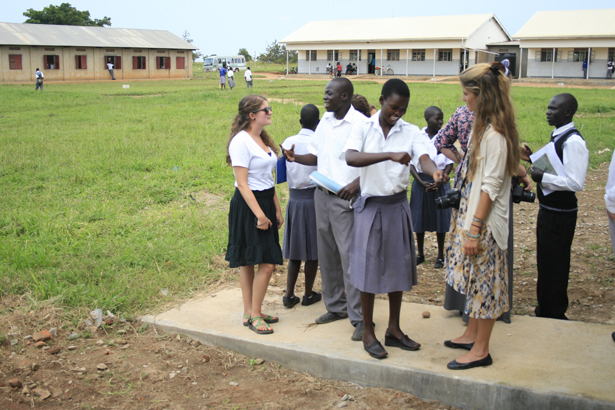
[280,104,322,308]
[35,68,44,91]
[228,67,235,90]
[219,64,227,90]
[107,60,116,80]
[244,67,253,88]
[410,106,454,268]
[345,79,445,359]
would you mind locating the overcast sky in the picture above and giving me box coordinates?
[4,1,613,60]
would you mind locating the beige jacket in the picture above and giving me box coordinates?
[463,125,511,250]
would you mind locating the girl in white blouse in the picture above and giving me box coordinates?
[225,95,284,335]
[444,62,520,370]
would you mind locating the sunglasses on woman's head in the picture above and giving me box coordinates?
[252,106,272,114]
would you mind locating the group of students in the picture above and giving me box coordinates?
[224,61,595,369]
[219,64,253,90]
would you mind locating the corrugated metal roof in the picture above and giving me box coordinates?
[281,14,508,44]
[514,9,615,39]
[0,22,197,49]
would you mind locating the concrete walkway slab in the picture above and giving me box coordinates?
[142,286,615,410]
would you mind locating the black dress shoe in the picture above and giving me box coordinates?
[416,254,425,265]
[363,340,388,359]
[351,322,376,341]
[351,321,364,341]
[444,340,475,350]
[384,332,421,351]
[315,311,347,324]
[612,331,615,343]
[447,354,493,370]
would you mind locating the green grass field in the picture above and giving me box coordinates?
[1,73,614,316]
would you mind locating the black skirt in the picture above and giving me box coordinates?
[410,173,452,233]
[225,187,283,268]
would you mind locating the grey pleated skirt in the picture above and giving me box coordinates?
[410,173,452,233]
[349,190,417,294]
[282,188,318,261]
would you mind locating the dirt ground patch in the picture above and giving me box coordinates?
[1,168,613,409]
[0,298,455,410]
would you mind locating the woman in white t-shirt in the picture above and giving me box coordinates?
[225,95,284,335]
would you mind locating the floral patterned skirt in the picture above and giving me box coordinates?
[444,163,509,319]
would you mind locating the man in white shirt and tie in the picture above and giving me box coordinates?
[530,93,588,320]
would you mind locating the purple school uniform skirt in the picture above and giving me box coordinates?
[282,188,318,261]
[349,190,418,294]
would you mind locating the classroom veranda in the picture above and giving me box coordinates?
[281,14,512,78]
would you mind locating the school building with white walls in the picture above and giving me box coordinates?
[280,14,512,77]
[0,23,197,83]
[514,9,615,79]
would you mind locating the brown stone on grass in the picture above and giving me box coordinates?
[8,378,23,389]
[32,330,53,342]
[48,347,61,355]
[32,388,51,400]
[35,341,46,348]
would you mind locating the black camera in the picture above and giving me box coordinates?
[511,185,536,204]
[435,188,461,210]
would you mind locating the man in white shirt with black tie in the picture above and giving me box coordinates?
[530,93,589,320]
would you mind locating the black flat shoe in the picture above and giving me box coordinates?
[416,254,425,265]
[444,340,475,350]
[384,332,421,351]
[301,292,322,306]
[447,354,493,370]
[434,258,444,269]
[283,295,300,308]
[363,340,388,359]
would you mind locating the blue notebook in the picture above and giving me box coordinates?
[309,171,343,194]
[275,156,287,184]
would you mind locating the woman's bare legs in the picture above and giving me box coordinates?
[451,317,495,362]
[240,263,275,331]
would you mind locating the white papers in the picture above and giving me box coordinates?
[530,143,566,195]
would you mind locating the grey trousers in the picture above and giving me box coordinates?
[610,217,615,258]
[314,188,362,326]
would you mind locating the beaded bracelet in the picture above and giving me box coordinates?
[466,230,480,239]
[472,217,484,224]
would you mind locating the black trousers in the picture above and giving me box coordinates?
[535,207,577,319]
